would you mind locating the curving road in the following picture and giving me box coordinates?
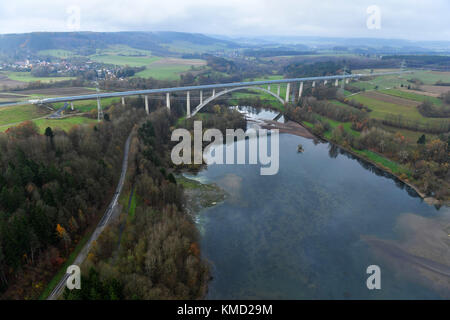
[47,132,132,300]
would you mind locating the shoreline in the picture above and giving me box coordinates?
[176,174,228,216]
[261,116,447,207]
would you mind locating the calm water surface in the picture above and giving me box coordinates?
[189,107,450,299]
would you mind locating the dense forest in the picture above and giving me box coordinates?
[283,61,344,78]
[0,31,239,59]
[381,55,450,70]
[64,108,210,300]
[0,105,144,299]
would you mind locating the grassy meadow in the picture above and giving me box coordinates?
[2,71,75,83]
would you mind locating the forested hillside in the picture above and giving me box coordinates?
[0,31,239,58]
[0,105,145,299]
[63,109,210,300]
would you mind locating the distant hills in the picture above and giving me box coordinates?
[219,35,450,54]
[0,31,449,59]
[0,31,241,57]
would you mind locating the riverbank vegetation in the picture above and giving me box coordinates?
[63,108,210,300]
[286,98,449,201]
[181,104,247,133]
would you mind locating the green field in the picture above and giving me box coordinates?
[379,88,443,106]
[350,93,444,126]
[52,97,120,113]
[404,70,450,85]
[343,70,450,134]
[244,75,284,82]
[95,45,152,56]
[163,41,231,54]
[91,53,206,80]
[323,118,360,137]
[33,116,97,134]
[0,104,49,128]
[134,64,195,80]
[353,149,409,175]
[90,55,160,67]
[0,98,118,133]
[3,71,75,83]
[350,74,405,91]
[352,69,450,90]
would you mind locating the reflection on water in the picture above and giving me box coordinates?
[230,105,284,129]
[196,107,450,299]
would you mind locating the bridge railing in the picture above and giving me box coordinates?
[30,71,411,106]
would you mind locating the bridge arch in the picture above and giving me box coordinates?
[189,86,285,118]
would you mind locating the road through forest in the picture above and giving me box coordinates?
[47,132,132,300]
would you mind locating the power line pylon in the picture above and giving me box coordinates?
[95,80,103,122]
[400,59,407,70]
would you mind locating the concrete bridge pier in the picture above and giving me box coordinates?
[346,78,349,84]
[212,88,216,97]
[335,79,339,87]
[277,85,280,96]
[291,83,296,102]
[70,102,74,110]
[268,84,271,92]
[144,95,149,114]
[166,93,170,110]
[186,91,190,117]
[298,82,303,100]
[285,83,291,103]
[97,97,103,122]
[312,81,316,88]
[324,80,328,85]
[121,97,125,106]
[200,90,203,104]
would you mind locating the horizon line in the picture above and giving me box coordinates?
[0,30,449,44]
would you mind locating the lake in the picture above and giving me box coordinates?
[188,106,450,300]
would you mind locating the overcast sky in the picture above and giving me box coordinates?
[0,0,449,41]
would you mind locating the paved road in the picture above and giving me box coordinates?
[48,102,69,119]
[47,132,133,300]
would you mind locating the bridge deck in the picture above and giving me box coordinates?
[28,71,409,105]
